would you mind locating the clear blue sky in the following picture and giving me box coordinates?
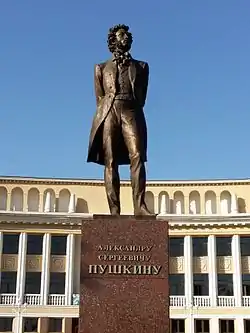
[1,1,250,180]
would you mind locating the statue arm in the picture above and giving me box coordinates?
[141,62,149,107]
[94,64,104,105]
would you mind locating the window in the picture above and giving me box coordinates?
[245,319,250,333]
[216,237,232,256]
[51,235,67,255]
[0,272,17,293]
[23,318,38,332]
[242,274,250,296]
[218,274,234,296]
[193,237,208,257]
[49,273,65,294]
[169,237,184,257]
[171,319,185,333]
[27,234,43,254]
[2,233,19,254]
[169,274,184,295]
[219,319,234,333]
[0,318,13,332]
[193,274,209,296]
[72,318,79,333]
[195,319,209,333]
[49,318,62,332]
[25,272,41,294]
[240,237,250,256]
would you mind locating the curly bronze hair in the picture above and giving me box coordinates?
[107,24,133,53]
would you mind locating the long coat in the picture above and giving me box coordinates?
[87,57,149,166]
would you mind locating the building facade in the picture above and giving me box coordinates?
[1,176,250,332]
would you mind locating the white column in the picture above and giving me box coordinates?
[16,233,27,303]
[184,236,193,307]
[65,234,75,305]
[40,233,51,305]
[154,195,159,214]
[235,318,244,333]
[44,192,51,212]
[159,194,168,215]
[0,232,3,285]
[216,196,221,214]
[232,235,242,306]
[210,317,219,333]
[68,194,76,213]
[231,193,238,214]
[185,316,194,333]
[13,316,24,333]
[208,235,217,307]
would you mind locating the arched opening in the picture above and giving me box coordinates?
[205,191,217,214]
[145,191,155,214]
[0,187,7,210]
[58,189,71,212]
[173,191,184,214]
[158,191,170,214]
[189,191,201,214]
[220,191,232,214]
[27,188,40,212]
[43,189,56,212]
[76,198,89,213]
[10,187,24,211]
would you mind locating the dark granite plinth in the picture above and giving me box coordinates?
[79,216,169,333]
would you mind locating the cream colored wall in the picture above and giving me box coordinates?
[1,177,250,214]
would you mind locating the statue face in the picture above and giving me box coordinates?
[115,28,131,51]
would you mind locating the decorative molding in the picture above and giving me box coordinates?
[193,256,208,273]
[26,255,42,272]
[50,255,66,272]
[1,212,250,230]
[217,256,233,273]
[1,175,250,187]
[242,256,250,273]
[1,254,18,271]
[170,257,184,273]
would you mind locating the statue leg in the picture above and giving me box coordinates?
[121,109,152,216]
[103,108,121,215]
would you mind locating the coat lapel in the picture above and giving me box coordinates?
[106,59,117,89]
[129,60,136,95]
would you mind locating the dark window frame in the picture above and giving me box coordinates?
[169,274,185,296]
[23,317,38,332]
[25,272,41,294]
[0,272,17,293]
[193,237,208,257]
[49,272,66,294]
[195,319,210,333]
[193,274,209,296]
[216,237,232,256]
[217,274,234,296]
[50,235,67,255]
[48,318,63,332]
[27,234,43,255]
[169,237,184,257]
[2,233,19,254]
[0,317,13,332]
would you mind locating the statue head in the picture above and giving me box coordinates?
[107,24,133,54]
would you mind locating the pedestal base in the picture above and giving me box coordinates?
[79,215,169,333]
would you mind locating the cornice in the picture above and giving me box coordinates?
[1,212,250,230]
[0,176,250,187]
[159,214,250,230]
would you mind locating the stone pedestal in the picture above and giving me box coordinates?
[79,215,169,333]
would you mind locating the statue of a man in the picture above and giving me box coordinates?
[87,24,151,216]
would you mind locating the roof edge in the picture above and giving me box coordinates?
[0,175,250,186]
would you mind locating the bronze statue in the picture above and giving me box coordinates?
[87,24,152,216]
